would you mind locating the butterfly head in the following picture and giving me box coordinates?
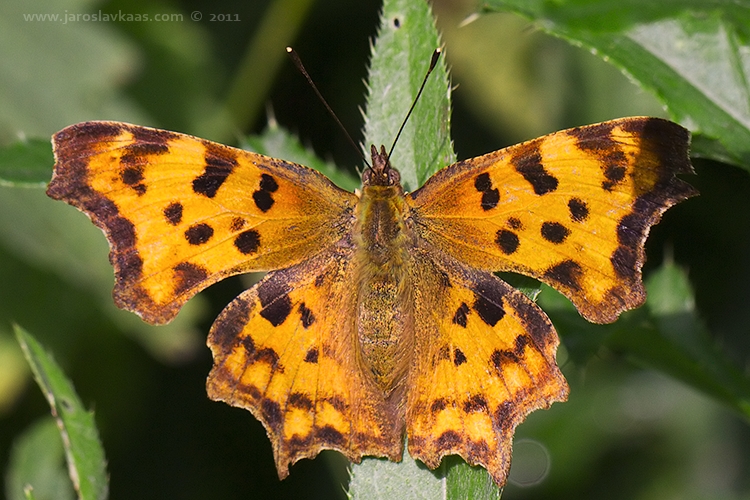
[364,144,401,187]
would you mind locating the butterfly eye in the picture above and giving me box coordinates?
[387,167,400,185]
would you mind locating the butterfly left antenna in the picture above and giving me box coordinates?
[286,47,371,168]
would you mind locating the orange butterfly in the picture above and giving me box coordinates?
[47,115,695,486]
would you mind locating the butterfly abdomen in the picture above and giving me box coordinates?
[354,183,416,398]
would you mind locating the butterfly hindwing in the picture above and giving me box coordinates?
[406,247,568,486]
[408,117,697,324]
[47,121,357,324]
[206,246,403,477]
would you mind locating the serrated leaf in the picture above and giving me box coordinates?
[15,325,109,500]
[362,0,454,192]
[348,452,443,500]
[484,0,750,169]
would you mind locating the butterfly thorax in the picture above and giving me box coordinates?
[353,146,415,398]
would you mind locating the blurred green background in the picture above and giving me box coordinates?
[1,0,749,498]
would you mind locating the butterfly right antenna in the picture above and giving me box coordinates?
[387,48,442,161]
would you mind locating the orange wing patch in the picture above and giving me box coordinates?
[406,248,567,486]
[47,121,356,324]
[408,118,697,323]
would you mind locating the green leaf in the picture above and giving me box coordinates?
[15,325,109,500]
[350,0,501,497]
[362,0,454,192]
[348,452,444,500]
[484,0,750,169]
[0,138,52,188]
[444,456,502,500]
[5,417,76,500]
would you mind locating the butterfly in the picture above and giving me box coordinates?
[46,115,695,487]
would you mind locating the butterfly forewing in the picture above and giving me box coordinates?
[48,121,357,324]
[407,117,697,324]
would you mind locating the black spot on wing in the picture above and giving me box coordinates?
[255,347,281,369]
[496,229,519,255]
[260,173,279,192]
[511,140,558,195]
[473,294,505,327]
[184,223,214,245]
[164,202,183,225]
[453,348,467,366]
[603,164,627,191]
[120,165,146,195]
[540,221,570,244]
[257,278,292,327]
[507,217,523,230]
[431,398,447,413]
[299,302,315,328]
[490,335,529,369]
[463,394,488,413]
[452,302,470,328]
[234,229,260,254]
[121,166,143,185]
[252,191,274,212]
[173,262,209,296]
[288,392,313,411]
[192,142,238,198]
[544,260,583,291]
[481,190,500,210]
[472,277,506,327]
[474,172,500,210]
[304,347,319,363]
[474,172,492,192]
[253,173,279,212]
[436,430,461,448]
[317,425,345,447]
[568,198,589,222]
[230,217,246,231]
[193,165,233,198]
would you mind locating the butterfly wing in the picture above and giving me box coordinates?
[406,247,568,486]
[407,117,696,323]
[206,245,403,477]
[48,121,357,324]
